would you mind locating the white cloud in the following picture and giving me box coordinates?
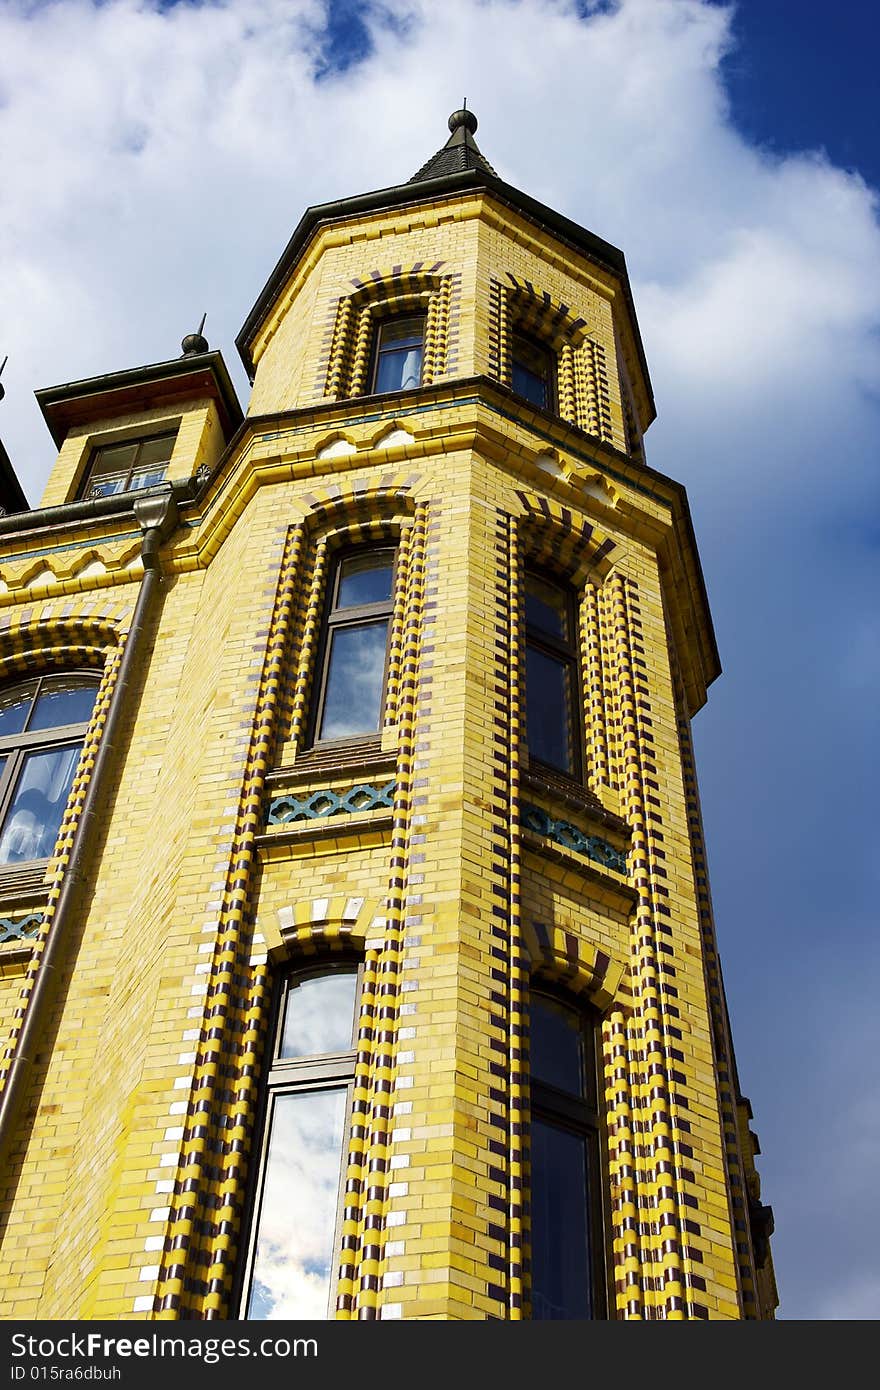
[1,0,878,1320]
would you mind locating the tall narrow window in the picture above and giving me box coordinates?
[0,674,100,867]
[512,333,556,411]
[524,571,579,777]
[529,992,604,1320]
[79,431,177,499]
[240,964,361,1320]
[370,316,424,394]
[312,548,396,744]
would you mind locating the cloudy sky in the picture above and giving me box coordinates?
[1,0,877,1320]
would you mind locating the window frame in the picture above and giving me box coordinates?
[368,313,426,396]
[308,544,398,750]
[523,568,583,782]
[528,986,608,1320]
[235,960,363,1321]
[77,429,178,500]
[0,671,100,872]
[511,330,558,414]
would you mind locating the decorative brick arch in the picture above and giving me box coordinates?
[0,608,125,680]
[489,274,614,439]
[266,894,386,960]
[299,473,419,536]
[505,273,591,348]
[522,918,629,1011]
[515,490,619,583]
[321,262,460,399]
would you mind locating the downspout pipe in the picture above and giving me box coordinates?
[0,487,178,1169]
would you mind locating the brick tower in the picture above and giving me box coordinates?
[0,110,775,1319]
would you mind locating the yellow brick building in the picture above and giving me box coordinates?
[0,110,775,1320]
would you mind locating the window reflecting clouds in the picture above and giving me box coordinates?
[246,1088,348,1320]
[240,966,362,1321]
[280,970,359,1059]
[319,620,389,739]
[313,548,396,744]
[0,746,82,865]
[371,317,424,394]
[337,553,394,609]
[0,674,98,867]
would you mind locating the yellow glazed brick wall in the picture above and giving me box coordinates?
[0,175,772,1320]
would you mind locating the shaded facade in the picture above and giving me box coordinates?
[0,112,775,1319]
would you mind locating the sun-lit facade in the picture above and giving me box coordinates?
[0,110,775,1319]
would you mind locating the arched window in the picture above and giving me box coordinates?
[529,990,605,1319]
[238,962,361,1320]
[310,547,397,745]
[0,673,100,867]
[524,571,581,779]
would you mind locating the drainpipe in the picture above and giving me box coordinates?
[0,487,178,1168]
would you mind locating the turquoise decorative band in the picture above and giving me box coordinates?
[0,911,44,945]
[521,802,627,875]
[268,780,397,825]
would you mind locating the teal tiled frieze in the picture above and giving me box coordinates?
[268,780,396,826]
[521,802,627,875]
[0,912,44,946]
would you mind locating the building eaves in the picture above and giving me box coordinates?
[36,351,244,449]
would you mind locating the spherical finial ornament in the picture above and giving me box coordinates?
[181,331,209,357]
[181,314,209,357]
[448,108,478,136]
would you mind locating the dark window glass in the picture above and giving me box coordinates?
[241,966,361,1321]
[312,549,395,745]
[525,573,568,642]
[512,334,555,410]
[0,673,99,868]
[371,317,424,394]
[529,991,603,1321]
[525,647,576,774]
[531,1119,592,1319]
[524,573,579,778]
[530,995,584,1096]
[80,431,176,499]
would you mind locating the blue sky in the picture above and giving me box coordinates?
[1,0,878,1319]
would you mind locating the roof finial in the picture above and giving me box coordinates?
[0,355,7,404]
[181,314,209,357]
[448,105,478,136]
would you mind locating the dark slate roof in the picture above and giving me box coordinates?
[409,109,498,182]
[0,437,29,513]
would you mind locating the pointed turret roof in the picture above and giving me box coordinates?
[236,108,654,425]
[409,108,498,182]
